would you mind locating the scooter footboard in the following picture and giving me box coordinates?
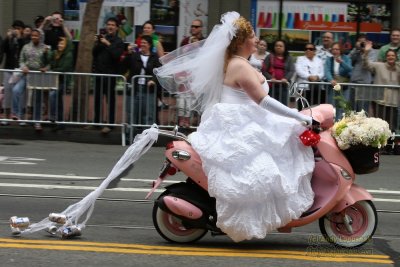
[331,184,373,213]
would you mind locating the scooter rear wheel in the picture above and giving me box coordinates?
[319,200,377,248]
[152,192,207,243]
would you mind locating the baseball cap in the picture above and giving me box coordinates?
[34,15,44,24]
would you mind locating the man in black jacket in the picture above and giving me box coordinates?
[1,20,26,125]
[91,17,124,134]
[0,34,3,65]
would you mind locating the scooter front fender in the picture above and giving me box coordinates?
[331,184,373,213]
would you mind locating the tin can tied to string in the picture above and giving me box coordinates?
[49,213,68,224]
[61,225,82,238]
[10,216,30,235]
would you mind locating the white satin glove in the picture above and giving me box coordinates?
[259,96,312,125]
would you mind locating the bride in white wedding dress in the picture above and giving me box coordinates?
[155,12,315,242]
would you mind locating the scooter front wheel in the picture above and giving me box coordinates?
[152,192,207,243]
[319,200,377,248]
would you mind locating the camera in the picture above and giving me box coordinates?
[360,42,366,48]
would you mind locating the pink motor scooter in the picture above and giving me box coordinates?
[146,104,378,248]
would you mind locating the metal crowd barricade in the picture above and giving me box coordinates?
[267,80,292,106]
[128,75,183,143]
[296,81,400,135]
[0,69,128,146]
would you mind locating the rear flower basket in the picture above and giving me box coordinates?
[332,110,392,174]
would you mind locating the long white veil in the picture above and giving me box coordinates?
[154,11,240,113]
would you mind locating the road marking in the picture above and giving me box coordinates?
[0,183,163,193]
[0,238,393,264]
[0,157,45,165]
[0,171,181,183]
[373,198,400,203]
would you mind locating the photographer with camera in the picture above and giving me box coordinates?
[348,34,377,112]
[0,20,26,125]
[39,11,72,50]
[349,34,377,84]
[89,17,124,134]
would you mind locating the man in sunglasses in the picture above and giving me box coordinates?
[295,43,324,108]
[180,19,204,46]
[177,19,205,128]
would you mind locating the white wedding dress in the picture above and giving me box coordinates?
[189,81,315,242]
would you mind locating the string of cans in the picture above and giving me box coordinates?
[10,213,81,238]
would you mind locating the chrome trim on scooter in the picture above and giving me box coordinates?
[340,169,352,180]
[172,150,191,160]
[158,126,190,142]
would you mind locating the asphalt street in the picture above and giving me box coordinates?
[0,139,399,267]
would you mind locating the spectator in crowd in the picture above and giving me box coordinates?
[135,20,168,113]
[262,39,295,104]
[135,20,164,58]
[14,29,48,130]
[91,17,124,134]
[377,28,400,62]
[177,19,205,128]
[1,20,26,125]
[324,42,352,120]
[34,16,45,29]
[363,42,400,85]
[316,32,334,68]
[295,43,324,108]
[43,36,74,129]
[0,34,3,65]
[22,25,33,44]
[39,11,72,50]
[363,41,400,130]
[249,38,269,72]
[349,34,378,112]
[180,19,205,46]
[39,12,72,118]
[122,35,161,125]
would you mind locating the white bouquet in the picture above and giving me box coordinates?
[332,110,392,150]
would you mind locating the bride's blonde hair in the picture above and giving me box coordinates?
[224,17,253,72]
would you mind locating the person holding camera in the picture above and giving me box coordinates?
[349,34,377,112]
[39,11,72,50]
[90,17,124,134]
[0,20,26,125]
[0,34,4,65]
[349,35,377,84]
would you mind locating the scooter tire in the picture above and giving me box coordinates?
[319,200,378,248]
[152,192,208,243]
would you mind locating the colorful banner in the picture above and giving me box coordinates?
[298,21,382,33]
[256,1,348,30]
